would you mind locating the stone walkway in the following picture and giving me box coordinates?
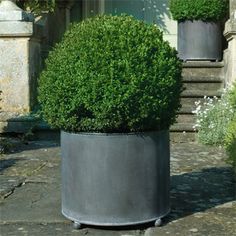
[0,139,235,236]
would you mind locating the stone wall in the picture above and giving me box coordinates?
[70,0,177,48]
[0,0,41,132]
[224,0,236,86]
[0,38,32,113]
[143,0,177,48]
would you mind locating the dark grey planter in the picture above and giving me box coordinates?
[178,20,222,61]
[61,130,170,227]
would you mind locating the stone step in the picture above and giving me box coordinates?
[176,114,196,124]
[183,81,223,91]
[0,112,38,133]
[182,62,224,78]
[183,61,224,68]
[0,120,35,133]
[179,104,194,114]
[182,76,223,83]
[180,97,213,108]
[181,89,222,98]
[170,131,196,143]
[170,123,195,132]
[182,69,224,78]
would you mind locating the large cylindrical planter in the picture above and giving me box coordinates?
[178,20,222,61]
[61,131,170,227]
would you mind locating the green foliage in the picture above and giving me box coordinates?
[229,83,236,109]
[193,90,235,145]
[193,82,236,169]
[16,0,56,14]
[169,0,228,21]
[224,117,236,168]
[224,83,236,169]
[38,15,183,133]
[0,138,13,154]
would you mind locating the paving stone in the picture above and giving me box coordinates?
[0,223,143,236]
[0,182,65,223]
[0,175,25,199]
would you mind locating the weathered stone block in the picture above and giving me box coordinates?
[224,21,236,85]
[0,21,33,36]
[0,37,41,132]
[0,0,34,22]
[0,1,41,133]
[0,38,30,113]
[0,10,33,21]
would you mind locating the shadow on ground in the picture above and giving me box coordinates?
[63,167,236,231]
[0,136,60,155]
[165,166,236,224]
[0,158,20,173]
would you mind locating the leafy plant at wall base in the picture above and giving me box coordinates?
[224,117,236,170]
[38,15,183,133]
[229,83,236,109]
[169,0,229,21]
[0,138,14,154]
[224,83,236,171]
[192,90,235,145]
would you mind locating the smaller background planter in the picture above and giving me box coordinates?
[61,131,170,226]
[178,20,222,61]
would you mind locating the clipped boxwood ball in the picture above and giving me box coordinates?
[170,0,228,21]
[38,15,183,133]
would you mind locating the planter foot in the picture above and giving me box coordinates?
[154,218,162,227]
[73,221,82,229]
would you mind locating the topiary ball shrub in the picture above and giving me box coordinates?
[169,0,228,21]
[38,15,183,133]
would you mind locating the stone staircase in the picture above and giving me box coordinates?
[170,61,225,142]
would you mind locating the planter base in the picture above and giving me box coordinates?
[62,209,170,227]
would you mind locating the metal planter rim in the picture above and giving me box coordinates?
[61,130,168,136]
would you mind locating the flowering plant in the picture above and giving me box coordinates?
[192,89,235,145]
